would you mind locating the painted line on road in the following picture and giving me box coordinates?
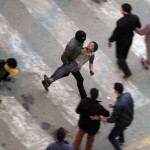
[0,96,52,150]
[20,0,149,108]
[0,13,78,126]
[145,0,150,4]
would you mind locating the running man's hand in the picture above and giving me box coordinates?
[101,118,107,122]
[89,115,100,120]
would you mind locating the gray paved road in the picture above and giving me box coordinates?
[0,0,150,149]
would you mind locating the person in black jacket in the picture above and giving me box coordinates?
[73,88,109,150]
[91,83,134,150]
[42,41,98,91]
[0,58,18,82]
[108,3,141,79]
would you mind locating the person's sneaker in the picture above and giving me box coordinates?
[44,74,53,84]
[42,80,49,91]
[44,74,49,83]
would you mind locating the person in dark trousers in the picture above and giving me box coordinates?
[42,30,87,99]
[0,58,18,82]
[46,127,73,150]
[42,41,98,91]
[108,3,141,79]
[73,88,109,150]
[91,83,134,150]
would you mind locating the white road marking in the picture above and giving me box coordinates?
[145,0,150,4]
[0,96,52,150]
[20,0,149,108]
[0,13,78,126]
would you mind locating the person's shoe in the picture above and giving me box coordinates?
[123,73,132,79]
[141,59,149,70]
[42,80,49,91]
[44,74,53,85]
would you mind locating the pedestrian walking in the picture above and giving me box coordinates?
[73,88,109,150]
[42,30,87,99]
[42,41,98,92]
[46,127,73,150]
[136,21,150,69]
[90,83,134,150]
[0,58,18,82]
[108,3,141,79]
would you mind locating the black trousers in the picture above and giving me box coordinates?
[108,125,126,150]
[71,71,87,99]
[116,39,132,76]
[62,71,87,99]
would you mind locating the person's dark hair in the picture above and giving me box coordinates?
[75,30,86,44]
[114,82,124,94]
[90,88,99,99]
[121,3,132,13]
[6,58,17,68]
[91,41,98,52]
[56,127,66,142]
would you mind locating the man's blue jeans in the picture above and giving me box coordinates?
[51,62,78,81]
[108,125,126,150]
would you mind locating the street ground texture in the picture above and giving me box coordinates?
[0,0,150,150]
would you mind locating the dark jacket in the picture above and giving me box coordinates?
[61,37,83,65]
[109,13,141,42]
[0,59,9,81]
[107,93,134,127]
[46,141,73,150]
[76,98,109,135]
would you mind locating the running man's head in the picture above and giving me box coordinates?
[75,30,86,44]
[121,3,132,15]
[87,41,98,52]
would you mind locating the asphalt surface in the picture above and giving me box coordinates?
[0,0,150,150]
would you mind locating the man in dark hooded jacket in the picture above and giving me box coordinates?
[73,88,109,150]
[43,30,87,99]
[108,3,141,79]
